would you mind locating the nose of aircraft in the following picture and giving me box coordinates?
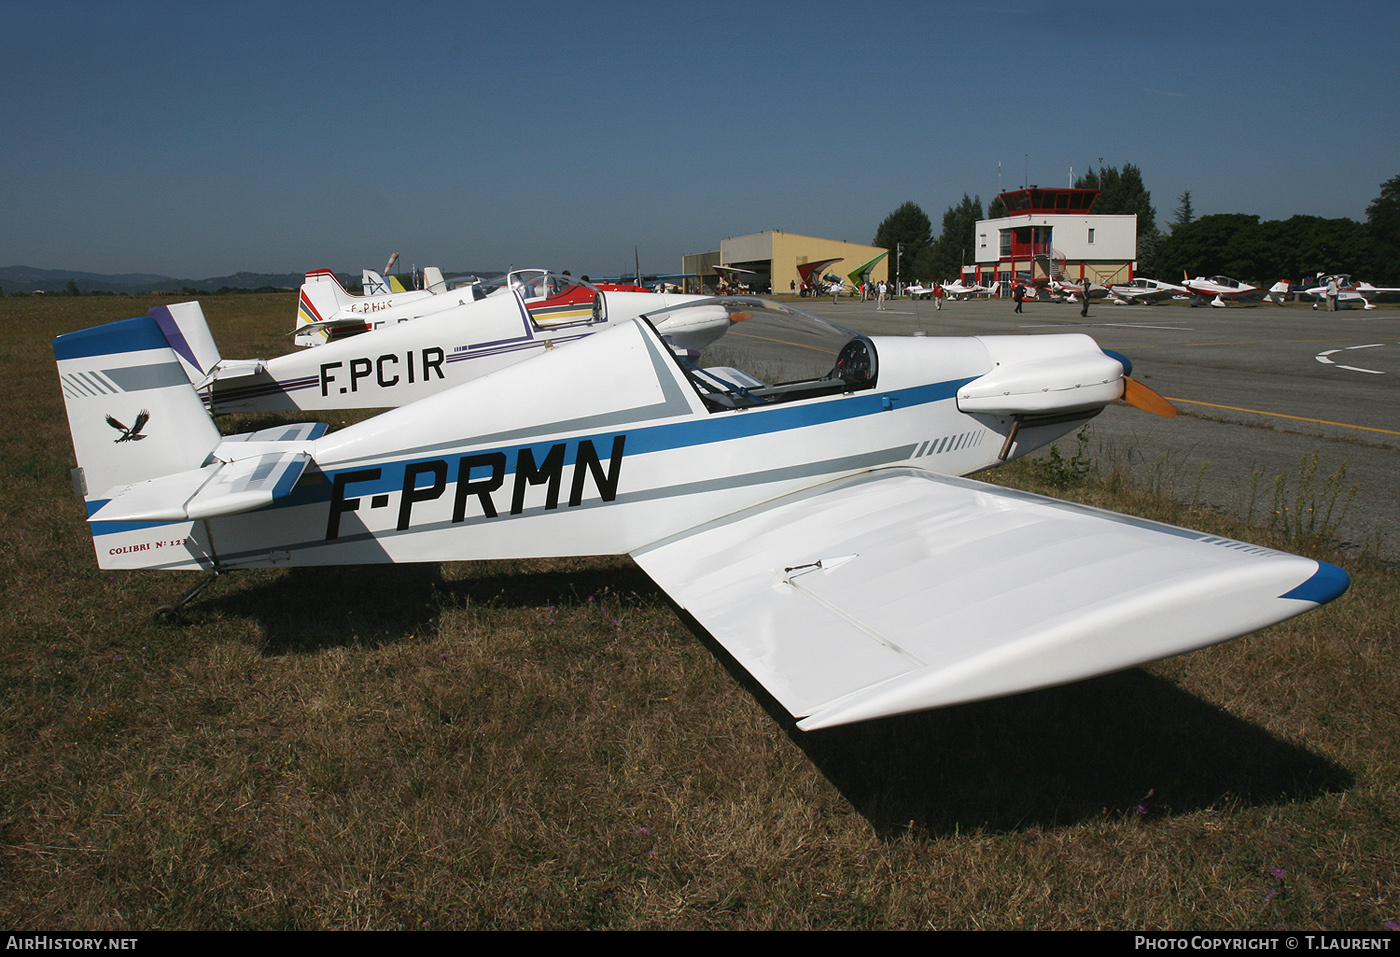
[955,337,1177,419]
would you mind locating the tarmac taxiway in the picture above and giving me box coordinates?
[793,294,1400,558]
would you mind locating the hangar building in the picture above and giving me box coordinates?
[970,188,1137,289]
[684,231,889,294]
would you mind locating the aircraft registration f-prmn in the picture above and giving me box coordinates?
[55,299,1348,731]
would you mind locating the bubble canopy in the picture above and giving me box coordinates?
[463,269,593,302]
[641,297,878,410]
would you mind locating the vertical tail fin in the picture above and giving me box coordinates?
[148,300,222,384]
[295,269,356,347]
[55,316,222,501]
[361,269,389,295]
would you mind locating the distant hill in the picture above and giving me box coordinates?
[0,265,500,295]
[0,265,313,295]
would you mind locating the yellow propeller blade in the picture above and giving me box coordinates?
[1123,376,1178,418]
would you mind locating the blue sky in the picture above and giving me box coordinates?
[3,0,1395,279]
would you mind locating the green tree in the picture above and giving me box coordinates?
[1256,216,1368,282]
[1137,225,1165,278]
[1076,163,1157,238]
[873,201,932,252]
[873,202,933,282]
[913,194,984,281]
[1170,190,1195,232]
[1365,175,1400,281]
[1074,163,1160,274]
[1153,213,1261,279]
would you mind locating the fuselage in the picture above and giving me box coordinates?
[208,288,717,414]
[89,316,1117,571]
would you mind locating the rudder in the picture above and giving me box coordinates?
[148,300,222,384]
[295,269,356,346]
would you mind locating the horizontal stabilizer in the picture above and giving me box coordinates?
[195,358,267,389]
[295,316,370,336]
[632,468,1347,731]
[222,422,328,443]
[89,451,311,523]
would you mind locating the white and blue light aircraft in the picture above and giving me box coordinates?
[55,299,1348,731]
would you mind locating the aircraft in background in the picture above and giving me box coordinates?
[1294,275,1400,310]
[1357,281,1400,303]
[584,248,693,293]
[1045,278,1110,302]
[713,264,758,293]
[940,280,994,300]
[160,278,726,415]
[1182,275,1291,307]
[590,274,695,293]
[295,268,457,347]
[56,297,1347,731]
[361,253,402,294]
[294,268,705,348]
[361,265,450,296]
[1107,278,1189,305]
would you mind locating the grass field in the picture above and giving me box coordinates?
[2,294,1396,930]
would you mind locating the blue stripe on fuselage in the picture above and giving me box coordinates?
[87,374,977,533]
[302,376,975,501]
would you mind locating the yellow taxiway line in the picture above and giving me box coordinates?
[1166,398,1400,436]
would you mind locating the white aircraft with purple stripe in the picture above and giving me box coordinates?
[150,283,733,415]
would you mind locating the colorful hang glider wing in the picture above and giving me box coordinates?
[796,258,843,289]
[846,251,890,288]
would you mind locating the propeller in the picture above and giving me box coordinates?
[1122,376,1178,418]
[1103,349,1177,418]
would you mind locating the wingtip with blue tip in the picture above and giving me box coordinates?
[1280,562,1350,605]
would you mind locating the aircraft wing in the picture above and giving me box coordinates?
[1233,287,1271,302]
[631,468,1345,731]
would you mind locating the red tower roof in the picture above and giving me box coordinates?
[999,188,1099,215]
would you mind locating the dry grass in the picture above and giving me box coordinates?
[1,295,1396,929]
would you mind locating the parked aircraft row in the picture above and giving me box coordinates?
[53,271,1349,734]
[905,281,996,300]
[1105,275,1284,308]
[905,273,1398,310]
[178,270,728,414]
[1109,274,1400,309]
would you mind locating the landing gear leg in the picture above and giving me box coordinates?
[153,570,226,624]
